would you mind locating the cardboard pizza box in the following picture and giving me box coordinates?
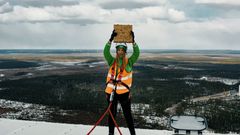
[114,24,133,43]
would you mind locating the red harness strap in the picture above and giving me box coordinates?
[110,61,116,81]
[87,60,127,135]
[86,102,122,135]
[110,60,124,83]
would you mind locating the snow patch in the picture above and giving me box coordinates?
[200,76,239,85]
[180,76,240,85]
[0,73,5,77]
[51,61,81,66]
[0,99,54,121]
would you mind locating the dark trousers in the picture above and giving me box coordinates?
[106,92,136,135]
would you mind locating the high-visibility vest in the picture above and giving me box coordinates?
[105,58,132,94]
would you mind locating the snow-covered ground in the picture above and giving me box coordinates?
[0,118,238,135]
[199,76,239,85]
[0,99,54,121]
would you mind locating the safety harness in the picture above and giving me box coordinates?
[106,60,130,91]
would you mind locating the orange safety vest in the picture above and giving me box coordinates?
[105,58,132,94]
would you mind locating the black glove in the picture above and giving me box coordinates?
[109,30,117,42]
[131,31,135,43]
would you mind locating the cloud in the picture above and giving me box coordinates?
[195,0,240,6]
[0,18,239,50]
[167,0,240,22]
[7,0,78,7]
[0,22,110,49]
[0,0,239,50]
[195,0,240,9]
[0,2,13,13]
[100,1,156,9]
[0,6,58,23]
[129,17,240,50]
[167,8,186,22]
[0,3,108,24]
[133,7,186,23]
[0,2,187,24]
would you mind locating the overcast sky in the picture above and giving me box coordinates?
[0,0,239,50]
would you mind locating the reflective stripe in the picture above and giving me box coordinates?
[107,73,132,81]
[107,83,132,90]
[121,74,132,81]
[107,74,114,78]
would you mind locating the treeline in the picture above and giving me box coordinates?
[137,60,240,78]
[0,59,40,69]
[0,73,107,112]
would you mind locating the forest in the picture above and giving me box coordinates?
[0,59,240,133]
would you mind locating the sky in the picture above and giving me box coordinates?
[0,0,239,50]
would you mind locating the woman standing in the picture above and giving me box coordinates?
[103,30,140,135]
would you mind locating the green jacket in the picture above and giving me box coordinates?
[104,42,140,73]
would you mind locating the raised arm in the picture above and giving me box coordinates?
[126,31,140,72]
[128,43,140,66]
[104,42,114,66]
[103,30,117,66]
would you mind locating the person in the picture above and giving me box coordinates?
[103,30,140,135]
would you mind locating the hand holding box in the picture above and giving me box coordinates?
[113,24,133,43]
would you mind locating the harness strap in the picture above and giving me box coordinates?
[110,59,124,83]
[118,81,130,90]
[106,79,130,90]
[110,60,116,80]
[108,59,129,90]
